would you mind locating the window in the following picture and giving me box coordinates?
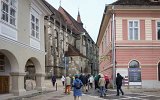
[129,60,141,82]
[158,62,160,81]
[102,41,103,53]
[82,36,86,46]
[128,21,139,40]
[129,60,140,68]
[157,22,160,40]
[1,0,17,26]
[31,14,39,39]
[0,54,5,72]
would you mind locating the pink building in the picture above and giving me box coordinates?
[97,0,160,88]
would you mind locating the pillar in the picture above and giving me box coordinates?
[35,73,46,91]
[10,72,26,96]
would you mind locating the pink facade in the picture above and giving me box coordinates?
[98,3,160,88]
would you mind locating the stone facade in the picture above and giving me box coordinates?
[43,1,99,77]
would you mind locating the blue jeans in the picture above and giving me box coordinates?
[99,86,105,96]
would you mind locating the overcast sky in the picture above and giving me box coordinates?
[46,0,114,42]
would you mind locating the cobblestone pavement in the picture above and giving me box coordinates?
[3,79,160,100]
[18,86,160,100]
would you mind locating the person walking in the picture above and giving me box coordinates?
[116,73,124,96]
[104,75,109,92]
[98,74,106,97]
[94,74,100,90]
[51,75,56,87]
[88,75,94,89]
[61,75,65,86]
[79,73,87,92]
[72,75,83,100]
[65,75,71,94]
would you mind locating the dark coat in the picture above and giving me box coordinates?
[116,73,123,86]
[52,75,56,82]
[80,75,87,84]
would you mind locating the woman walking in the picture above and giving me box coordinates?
[72,75,83,100]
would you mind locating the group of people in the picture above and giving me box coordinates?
[51,73,124,100]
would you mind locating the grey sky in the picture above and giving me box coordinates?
[46,0,114,42]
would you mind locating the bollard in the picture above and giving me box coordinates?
[56,83,57,91]
[88,84,89,90]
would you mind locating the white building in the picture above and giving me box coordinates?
[0,0,52,95]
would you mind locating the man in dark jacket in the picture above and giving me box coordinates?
[51,75,56,87]
[116,73,124,96]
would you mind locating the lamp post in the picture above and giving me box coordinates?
[111,5,116,89]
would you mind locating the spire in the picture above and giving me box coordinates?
[60,0,61,6]
[77,9,83,25]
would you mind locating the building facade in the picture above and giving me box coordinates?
[0,0,52,95]
[43,1,99,77]
[97,0,160,88]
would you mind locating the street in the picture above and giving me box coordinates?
[17,86,160,100]
[4,79,160,100]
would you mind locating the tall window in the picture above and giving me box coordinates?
[1,0,17,26]
[158,62,160,81]
[128,21,139,40]
[157,22,160,40]
[102,41,103,53]
[31,14,39,39]
[129,60,141,82]
[0,53,5,72]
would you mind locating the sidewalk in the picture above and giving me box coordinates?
[0,79,63,100]
[123,87,160,96]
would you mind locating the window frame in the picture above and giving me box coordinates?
[1,0,17,27]
[158,62,160,81]
[30,8,40,40]
[129,60,140,68]
[156,21,160,40]
[0,54,5,72]
[128,20,140,40]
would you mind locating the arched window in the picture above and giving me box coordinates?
[129,60,141,82]
[158,62,160,81]
[129,60,140,68]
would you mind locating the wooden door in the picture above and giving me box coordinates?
[0,76,9,94]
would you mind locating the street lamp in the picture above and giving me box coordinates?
[111,5,116,89]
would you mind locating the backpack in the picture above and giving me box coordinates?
[75,80,82,89]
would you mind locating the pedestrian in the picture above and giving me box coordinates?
[95,74,101,91]
[71,75,75,90]
[104,75,109,92]
[94,74,99,90]
[116,73,124,96]
[65,75,71,94]
[61,75,65,86]
[88,75,94,89]
[51,75,56,87]
[80,73,87,92]
[98,74,106,97]
[72,74,83,100]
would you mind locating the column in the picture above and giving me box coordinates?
[10,72,26,96]
[35,73,46,91]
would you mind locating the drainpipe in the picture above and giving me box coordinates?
[111,5,116,89]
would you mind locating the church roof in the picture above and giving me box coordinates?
[58,6,87,34]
